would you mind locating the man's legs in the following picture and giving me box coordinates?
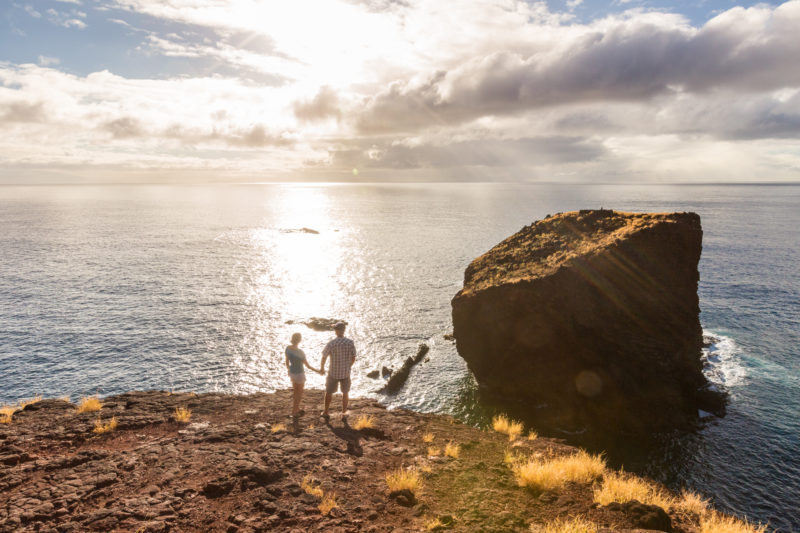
[323,392,332,416]
[342,392,349,415]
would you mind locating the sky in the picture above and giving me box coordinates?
[1,0,799,183]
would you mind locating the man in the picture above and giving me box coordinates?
[320,322,356,420]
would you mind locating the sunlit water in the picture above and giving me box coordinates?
[1,183,798,530]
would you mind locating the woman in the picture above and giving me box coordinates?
[285,332,322,419]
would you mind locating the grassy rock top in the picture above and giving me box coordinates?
[460,209,699,296]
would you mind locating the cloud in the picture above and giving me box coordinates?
[293,86,341,122]
[2,0,800,182]
[38,56,61,67]
[356,3,800,134]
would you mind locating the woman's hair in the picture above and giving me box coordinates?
[291,332,302,344]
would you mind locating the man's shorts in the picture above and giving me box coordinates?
[326,376,351,394]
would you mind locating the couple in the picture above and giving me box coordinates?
[284,322,356,422]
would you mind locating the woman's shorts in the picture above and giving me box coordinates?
[289,372,306,385]
[325,376,351,394]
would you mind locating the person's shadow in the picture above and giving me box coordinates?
[323,418,363,457]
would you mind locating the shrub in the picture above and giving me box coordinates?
[514,450,606,492]
[77,396,102,413]
[700,512,767,533]
[593,471,671,509]
[444,441,460,458]
[531,516,597,533]
[422,432,435,443]
[352,414,375,430]
[173,407,191,423]
[301,475,324,498]
[93,416,118,434]
[318,492,338,515]
[386,467,422,494]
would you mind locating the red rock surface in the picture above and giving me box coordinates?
[452,209,720,434]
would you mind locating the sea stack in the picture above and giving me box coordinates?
[451,209,722,434]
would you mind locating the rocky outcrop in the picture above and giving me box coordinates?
[451,209,723,434]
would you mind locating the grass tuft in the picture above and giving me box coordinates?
[271,423,287,433]
[352,414,375,430]
[18,396,42,409]
[173,407,191,423]
[531,516,598,533]
[593,471,671,509]
[386,467,422,494]
[318,491,338,515]
[428,446,441,457]
[514,450,606,492]
[492,414,524,440]
[444,441,460,458]
[1,396,43,424]
[301,475,324,499]
[422,432,435,443]
[93,416,118,434]
[77,396,102,413]
[700,512,767,533]
[527,430,539,440]
[672,489,710,516]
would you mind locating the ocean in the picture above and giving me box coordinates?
[0,183,797,531]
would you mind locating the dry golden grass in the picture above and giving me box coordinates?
[271,423,287,433]
[672,490,710,516]
[530,516,598,533]
[428,447,441,457]
[527,430,539,440]
[301,475,324,499]
[700,512,767,533]
[593,471,671,509]
[77,396,102,413]
[93,416,118,434]
[0,405,15,424]
[444,441,460,458]
[426,517,446,531]
[492,414,524,440]
[514,450,606,492]
[352,414,375,430]
[1,396,43,424]
[422,432,435,443]
[173,407,192,423]
[318,492,338,515]
[386,467,422,494]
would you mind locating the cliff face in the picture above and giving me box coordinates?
[452,209,721,434]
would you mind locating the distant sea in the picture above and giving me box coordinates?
[1,183,798,531]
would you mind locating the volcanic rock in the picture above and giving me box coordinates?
[451,209,722,434]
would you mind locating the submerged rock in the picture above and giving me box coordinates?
[451,209,723,434]
[285,317,347,331]
[381,344,430,394]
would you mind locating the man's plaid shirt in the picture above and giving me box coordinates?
[322,336,356,379]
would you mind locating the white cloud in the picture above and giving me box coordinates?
[37,56,61,67]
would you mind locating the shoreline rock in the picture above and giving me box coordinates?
[0,390,747,532]
[452,209,725,435]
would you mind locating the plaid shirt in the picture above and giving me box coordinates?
[322,336,356,380]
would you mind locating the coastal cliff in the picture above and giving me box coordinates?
[452,209,723,434]
[0,390,744,533]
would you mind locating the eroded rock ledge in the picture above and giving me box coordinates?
[0,390,712,532]
[452,209,724,435]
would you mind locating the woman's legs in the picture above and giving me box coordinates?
[292,381,304,416]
